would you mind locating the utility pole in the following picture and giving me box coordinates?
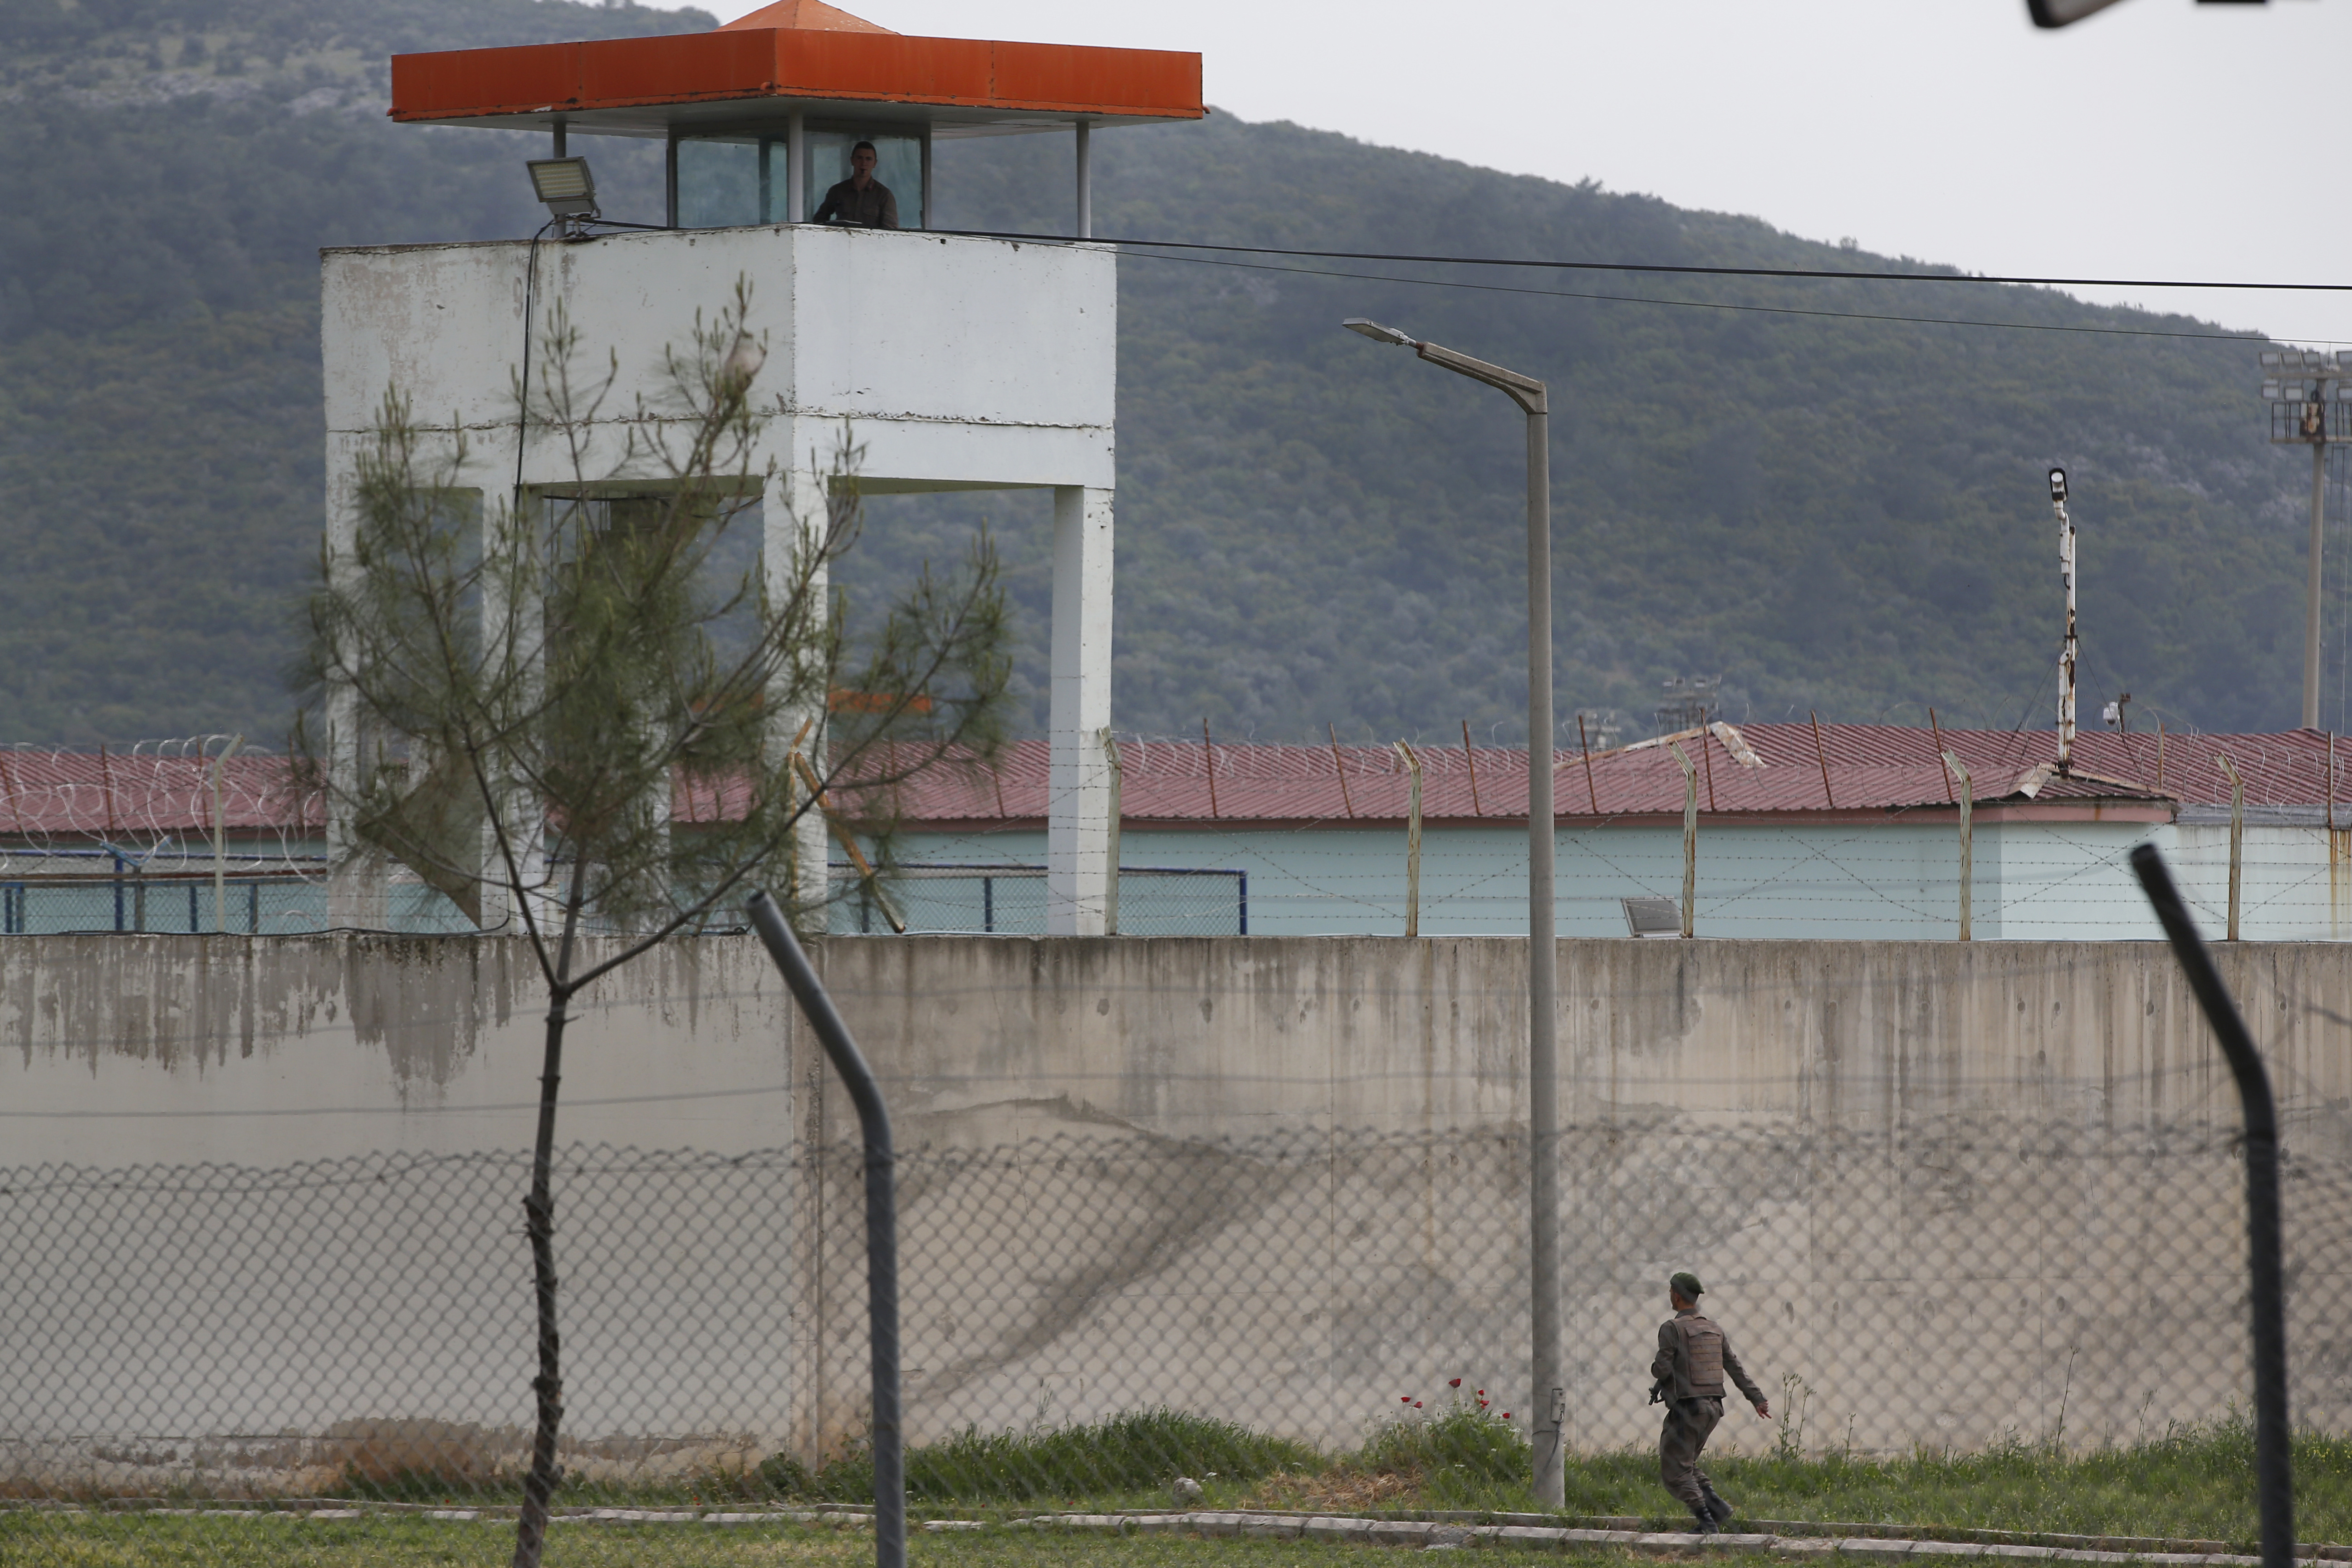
[2258,349,2346,730]
[2049,468,2077,774]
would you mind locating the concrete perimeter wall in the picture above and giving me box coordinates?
[5,934,2352,1480]
[14,933,2352,1153]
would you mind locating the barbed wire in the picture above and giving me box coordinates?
[0,737,325,891]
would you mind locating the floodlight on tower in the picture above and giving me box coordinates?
[2249,347,2342,728]
[525,157,599,235]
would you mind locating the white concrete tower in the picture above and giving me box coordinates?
[323,3,1203,934]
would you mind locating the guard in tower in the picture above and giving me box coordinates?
[813,141,900,229]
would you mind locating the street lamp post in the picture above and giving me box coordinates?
[1342,318,1563,1509]
[2257,348,2350,730]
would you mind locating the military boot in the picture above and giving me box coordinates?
[1688,1505,1720,1535]
[1700,1481,1735,1527]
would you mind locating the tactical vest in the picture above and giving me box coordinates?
[1676,1314,1726,1397]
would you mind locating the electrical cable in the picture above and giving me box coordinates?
[932,226,2352,297]
[1989,655,2063,787]
[514,218,558,501]
[2336,443,2351,742]
[1109,245,2275,345]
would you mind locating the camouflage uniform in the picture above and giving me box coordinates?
[1651,1305,1765,1517]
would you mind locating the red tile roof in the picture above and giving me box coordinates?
[884,724,2349,828]
[5,724,2334,839]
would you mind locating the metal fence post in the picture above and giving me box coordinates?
[748,888,902,1568]
[2129,844,2293,1568]
[1671,743,1697,939]
[211,733,242,936]
[1101,728,1122,936]
[1943,750,1973,941]
[2219,753,2246,941]
[1394,741,1422,938]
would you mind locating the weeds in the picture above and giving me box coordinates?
[765,1409,1319,1505]
[1342,1392,1533,1509]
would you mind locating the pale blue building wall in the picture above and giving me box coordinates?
[868,816,2352,943]
[16,818,2333,942]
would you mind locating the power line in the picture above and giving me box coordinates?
[1114,245,2271,344]
[937,227,2352,298]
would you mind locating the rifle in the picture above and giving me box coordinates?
[1648,1378,1669,1406]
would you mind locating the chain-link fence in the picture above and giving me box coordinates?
[6,1115,2352,1561]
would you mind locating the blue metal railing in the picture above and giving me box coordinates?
[830,863,1249,936]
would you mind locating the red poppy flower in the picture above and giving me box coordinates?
[1413,1401,1423,1409]
[1477,1390,1485,1397]
[1501,1412,1511,1419]
[1400,1396,1411,1404]
[1449,1378,1462,1387]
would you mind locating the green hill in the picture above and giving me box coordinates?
[0,0,2316,748]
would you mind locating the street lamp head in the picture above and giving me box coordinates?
[1343,318,1419,349]
[2048,467,2068,505]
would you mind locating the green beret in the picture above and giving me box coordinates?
[1671,1271,1705,1299]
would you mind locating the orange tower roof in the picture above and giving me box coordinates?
[717,0,898,34]
[388,3,1203,139]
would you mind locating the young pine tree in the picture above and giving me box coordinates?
[296,279,1010,1568]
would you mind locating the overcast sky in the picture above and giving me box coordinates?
[650,0,2352,351]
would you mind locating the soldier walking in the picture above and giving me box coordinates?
[1650,1271,1769,1534]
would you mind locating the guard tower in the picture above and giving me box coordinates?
[322,1,1203,934]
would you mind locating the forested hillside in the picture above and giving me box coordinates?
[0,0,2319,746]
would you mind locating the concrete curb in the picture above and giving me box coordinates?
[1022,1510,2283,1563]
[7,1499,2315,1562]
[0,1502,877,1527]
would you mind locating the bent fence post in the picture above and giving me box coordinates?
[2128,844,2292,1568]
[748,887,903,1568]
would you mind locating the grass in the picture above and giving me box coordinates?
[1566,1424,2352,1548]
[0,1514,1785,1568]
[14,1410,2351,1561]
[1237,1401,2352,1551]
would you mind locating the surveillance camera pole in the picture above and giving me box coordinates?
[2050,470,2076,774]
[2307,437,2328,732]
[1339,319,1561,1508]
[2259,354,2339,731]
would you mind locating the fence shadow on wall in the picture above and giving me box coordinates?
[2,1118,2346,1531]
